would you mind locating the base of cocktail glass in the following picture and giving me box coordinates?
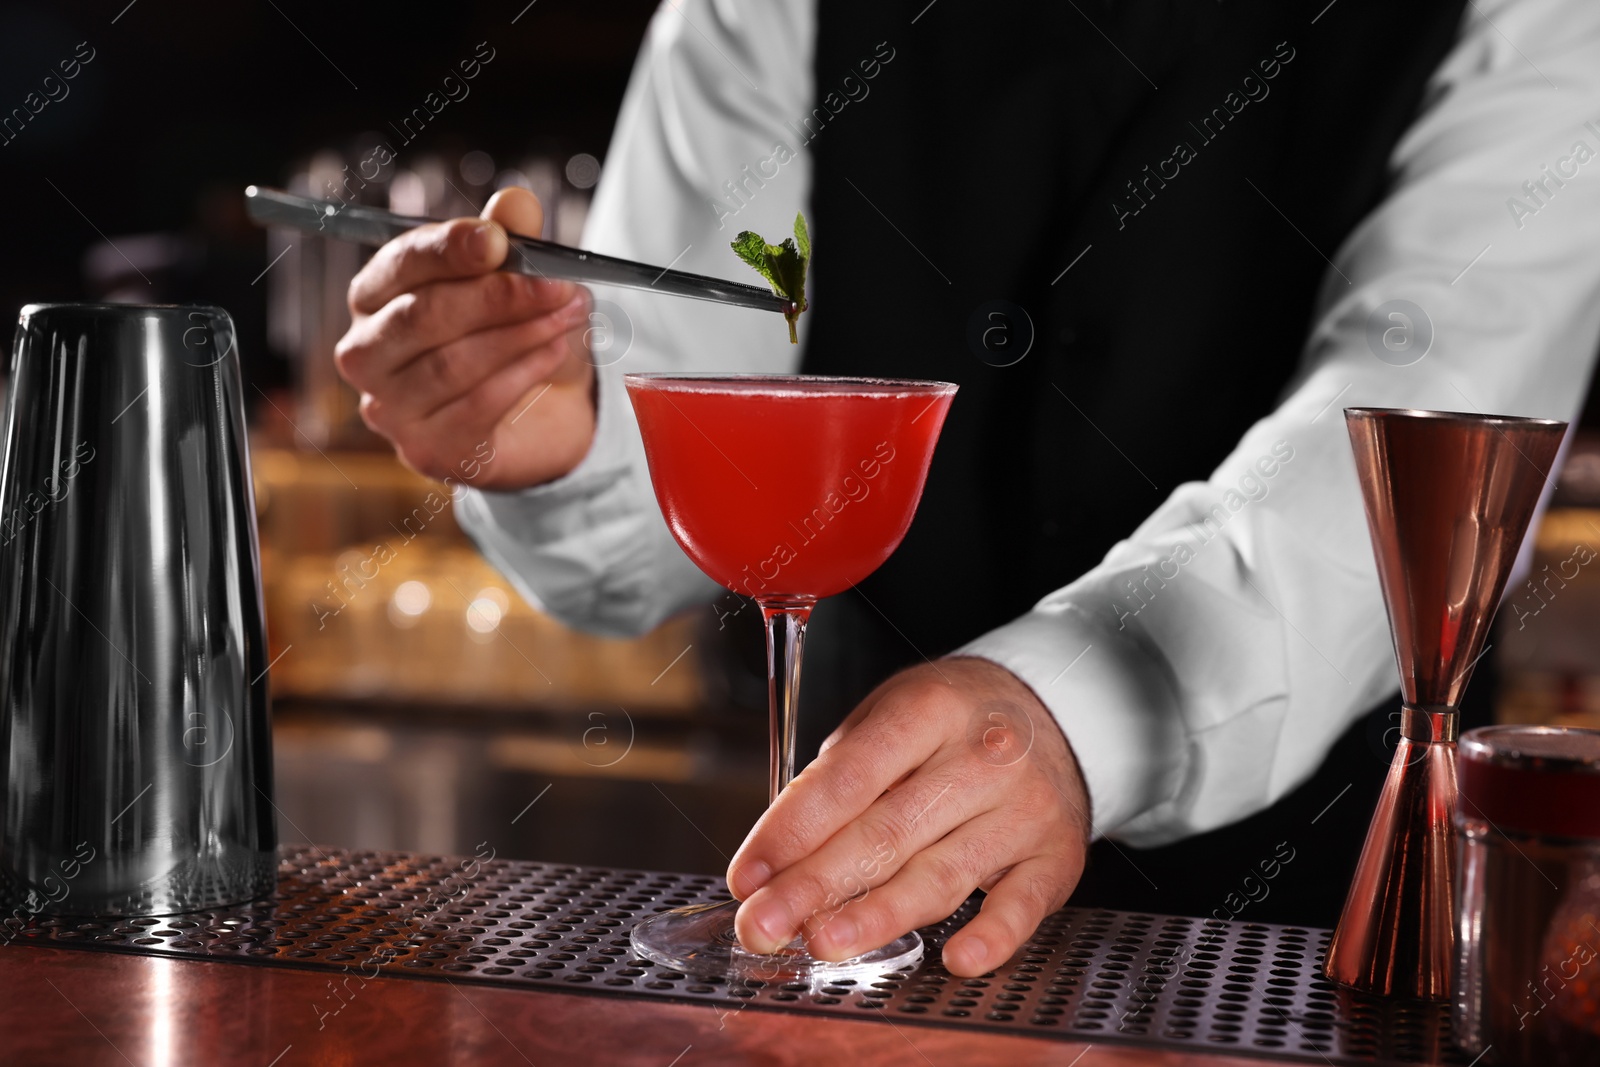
[630,898,924,982]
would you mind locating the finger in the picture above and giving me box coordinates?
[422,308,591,437]
[368,289,591,423]
[791,818,1019,963]
[816,697,877,759]
[738,752,1015,956]
[349,217,510,316]
[337,272,579,389]
[727,680,952,899]
[369,313,591,479]
[814,664,912,760]
[482,186,545,240]
[975,866,1012,893]
[942,857,1076,977]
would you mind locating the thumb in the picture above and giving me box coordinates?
[483,186,546,245]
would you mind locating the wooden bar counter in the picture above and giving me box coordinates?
[1,942,1316,1067]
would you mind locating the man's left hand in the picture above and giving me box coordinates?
[727,657,1092,977]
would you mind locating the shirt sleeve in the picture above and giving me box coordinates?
[960,0,1600,845]
[455,0,815,637]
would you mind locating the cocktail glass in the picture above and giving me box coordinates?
[623,373,958,980]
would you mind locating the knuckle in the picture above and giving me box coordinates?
[1015,778,1052,815]
[766,811,823,865]
[992,868,1068,938]
[348,260,395,317]
[458,353,552,428]
[410,222,458,269]
[870,890,925,943]
[395,439,440,479]
[1007,869,1054,913]
[834,895,885,946]
[1026,867,1070,913]
[784,874,839,934]
[1050,785,1081,828]
[816,863,869,908]
[332,335,365,382]
[874,783,943,844]
[391,290,434,339]
[806,730,866,781]
[346,277,370,318]
[859,810,912,858]
[484,270,532,315]
[1041,778,1089,836]
[980,907,1031,952]
[883,673,937,707]
[443,218,490,268]
[865,699,914,741]
[849,714,914,778]
[456,380,516,432]
[477,272,512,315]
[926,685,972,722]
[880,886,934,937]
[356,225,445,311]
[357,393,388,434]
[949,832,998,887]
[423,341,470,395]
[382,241,425,291]
[924,848,977,902]
[819,757,874,810]
[883,677,961,727]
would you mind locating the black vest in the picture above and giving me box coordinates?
[798,0,1465,702]
[748,0,1468,919]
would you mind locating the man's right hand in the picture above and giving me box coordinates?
[335,187,598,490]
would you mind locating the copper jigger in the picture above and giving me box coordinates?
[1325,409,1565,999]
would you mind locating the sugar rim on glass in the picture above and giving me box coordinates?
[623,373,957,398]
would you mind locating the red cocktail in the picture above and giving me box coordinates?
[625,374,957,979]
[629,377,951,599]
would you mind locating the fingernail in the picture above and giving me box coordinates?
[743,897,793,953]
[730,860,771,898]
[816,913,856,959]
[948,935,987,975]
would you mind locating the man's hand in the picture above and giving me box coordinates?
[727,658,1091,977]
[335,187,598,489]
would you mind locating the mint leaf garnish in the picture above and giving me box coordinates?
[731,212,810,344]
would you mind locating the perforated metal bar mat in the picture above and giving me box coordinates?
[8,847,1468,1065]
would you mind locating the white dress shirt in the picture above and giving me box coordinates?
[457,0,1600,845]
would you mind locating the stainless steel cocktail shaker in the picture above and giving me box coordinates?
[0,303,275,918]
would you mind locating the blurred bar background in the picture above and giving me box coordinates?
[1494,435,1600,733]
[0,1,1596,884]
[0,1,767,875]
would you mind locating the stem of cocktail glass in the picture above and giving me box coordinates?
[760,598,815,804]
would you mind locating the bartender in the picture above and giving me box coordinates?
[333,0,1600,977]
